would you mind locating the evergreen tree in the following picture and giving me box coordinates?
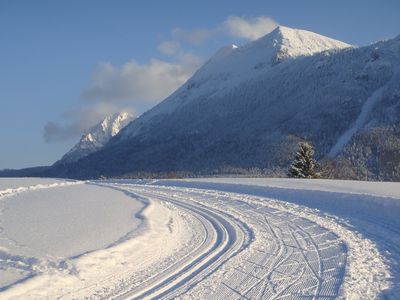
[288,142,320,178]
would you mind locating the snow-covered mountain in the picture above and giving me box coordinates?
[116,26,352,141]
[55,112,133,165]
[44,26,400,180]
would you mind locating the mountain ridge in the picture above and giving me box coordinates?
[115,26,352,143]
[4,26,400,180]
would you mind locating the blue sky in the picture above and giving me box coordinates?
[1,0,400,169]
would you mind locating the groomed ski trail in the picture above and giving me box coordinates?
[0,181,390,299]
[102,183,389,299]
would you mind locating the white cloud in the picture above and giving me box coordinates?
[224,16,278,40]
[45,15,278,143]
[82,16,277,107]
[170,16,278,45]
[82,58,199,102]
[45,55,202,142]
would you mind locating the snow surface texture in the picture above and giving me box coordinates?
[0,179,145,292]
[1,178,398,299]
[55,112,133,165]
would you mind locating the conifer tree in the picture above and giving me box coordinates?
[288,142,320,178]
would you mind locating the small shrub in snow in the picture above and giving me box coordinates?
[288,142,320,178]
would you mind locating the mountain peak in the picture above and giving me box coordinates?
[181,25,352,91]
[268,25,291,35]
[55,112,133,165]
[257,25,352,60]
[99,112,132,136]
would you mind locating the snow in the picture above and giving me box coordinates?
[118,26,352,140]
[76,111,133,149]
[0,178,70,190]
[0,180,146,292]
[188,25,351,90]
[2,184,144,258]
[1,177,399,299]
[328,65,399,157]
[172,177,400,199]
[56,112,133,164]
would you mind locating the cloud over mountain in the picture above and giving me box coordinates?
[44,15,277,143]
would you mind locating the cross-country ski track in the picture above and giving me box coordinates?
[0,178,398,299]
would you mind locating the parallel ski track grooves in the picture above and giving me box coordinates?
[137,185,347,300]
[114,186,250,300]
[238,215,292,299]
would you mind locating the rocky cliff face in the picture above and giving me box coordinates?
[55,112,133,165]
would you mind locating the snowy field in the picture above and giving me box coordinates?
[0,178,399,299]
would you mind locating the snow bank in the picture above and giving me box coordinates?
[0,181,198,299]
[169,177,400,199]
[0,178,70,190]
[0,181,146,291]
[151,178,400,225]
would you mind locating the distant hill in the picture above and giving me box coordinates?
[0,166,51,177]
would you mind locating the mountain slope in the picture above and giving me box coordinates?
[45,27,400,180]
[55,112,133,165]
[116,26,351,142]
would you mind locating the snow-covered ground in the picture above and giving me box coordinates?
[0,178,71,190]
[0,179,146,294]
[0,178,399,299]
